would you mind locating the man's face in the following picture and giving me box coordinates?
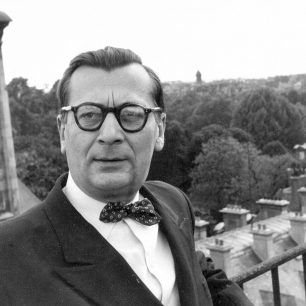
[58,64,165,202]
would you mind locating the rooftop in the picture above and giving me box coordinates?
[196,212,291,263]
[196,212,306,305]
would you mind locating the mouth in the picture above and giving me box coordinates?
[94,158,126,162]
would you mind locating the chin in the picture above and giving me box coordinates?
[92,174,132,191]
[95,174,146,202]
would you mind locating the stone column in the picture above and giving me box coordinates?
[298,187,306,214]
[0,12,19,214]
[194,218,209,240]
[289,213,306,245]
[219,205,249,231]
[289,175,306,212]
[256,198,289,220]
[206,239,232,275]
[251,224,274,261]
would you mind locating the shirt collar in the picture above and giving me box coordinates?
[62,172,140,239]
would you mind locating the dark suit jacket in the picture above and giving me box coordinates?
[0,174,252,306]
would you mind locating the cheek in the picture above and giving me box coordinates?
[64,130,91,163]
[133,133,157,167]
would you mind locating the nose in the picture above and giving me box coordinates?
[96,113,124,144]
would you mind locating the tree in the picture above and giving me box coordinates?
[16,145,67,199]
[249,153,294,200]
[186,124,229,172]
[166,89,204,123]
[232,87,305,149]
[283,89,300,104]
[8,78,66,199]
[262,140,287,156]
[189,137,246,213]
[189,135,294,216]
[7,77,48,115]
[187,95,233,132]
[148,120,190,191]
[7,77,55,137]
[228,127,253,143]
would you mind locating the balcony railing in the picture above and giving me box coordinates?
[230,243,306,306]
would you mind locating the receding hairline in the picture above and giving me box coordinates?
[66,63,158,105]
[57,47,164,111]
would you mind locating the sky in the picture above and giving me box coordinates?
[1,0,306,89]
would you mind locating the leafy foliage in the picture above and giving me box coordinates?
[187,96,233,131]
[148,120,190,191]
[249,153,294,200]
[262,140,288,156]
[189,137,246,212]
[189,135,294,216]
[185,124,229,169]
[228,127,253,143]
[8,78,67,199]
[232,87,305,149]
[8,74,305,213]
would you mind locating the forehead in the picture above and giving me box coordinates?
[68,64,154,106]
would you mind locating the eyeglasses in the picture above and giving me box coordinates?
[60,102,163,133]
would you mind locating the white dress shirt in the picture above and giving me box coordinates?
[63,173,180,306]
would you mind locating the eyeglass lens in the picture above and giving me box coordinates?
[76,105,146,131]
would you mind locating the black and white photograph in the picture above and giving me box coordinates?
[1,1,306,305]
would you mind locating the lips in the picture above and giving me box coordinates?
[94,158,126,162]
[93,158,128,171]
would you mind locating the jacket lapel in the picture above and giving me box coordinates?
[44,175,163,306]
[141,183,213,306]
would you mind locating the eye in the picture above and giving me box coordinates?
[79,111,98,120]
[120,106,145,123]
[77,106,102,126]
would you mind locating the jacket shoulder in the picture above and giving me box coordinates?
[0,203,47,246]
[143,180,195,227]
[144,180,188,200]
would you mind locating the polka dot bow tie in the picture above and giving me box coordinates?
[99,198,161,226]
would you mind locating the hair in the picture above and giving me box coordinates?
[57,46,164,111]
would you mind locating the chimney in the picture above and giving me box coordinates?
[194,218,209,240]
[256,198,289,220]
[219,205,249,231]
[251,224,274,261]
[206,239,232,275]
[289,174,306,211]
[298,187,306,214]
[289,212,306,244]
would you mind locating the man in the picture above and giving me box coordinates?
[0,47,253,305]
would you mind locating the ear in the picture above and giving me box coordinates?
[154,113,166,152]
[57,114,66,155]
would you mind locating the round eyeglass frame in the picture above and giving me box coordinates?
[60,102,163,133]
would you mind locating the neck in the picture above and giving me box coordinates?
[66,173,140,204]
